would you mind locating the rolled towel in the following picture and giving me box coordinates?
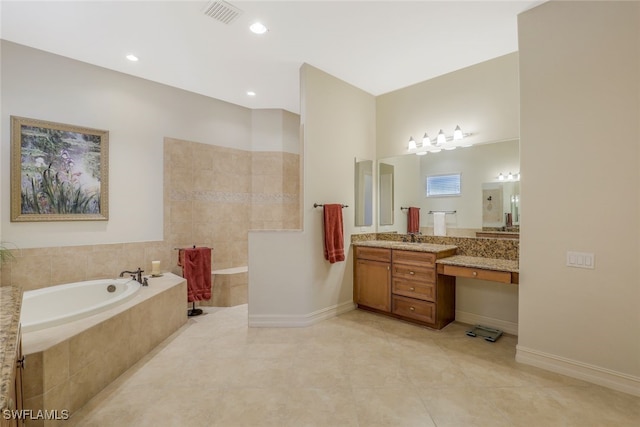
[433,212,447,236]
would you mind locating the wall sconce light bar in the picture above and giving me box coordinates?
[407,125,472,155]
[498,172,520,181]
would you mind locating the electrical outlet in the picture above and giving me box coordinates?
[566,251,595,269]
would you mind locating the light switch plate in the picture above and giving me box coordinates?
[566,251,595,269]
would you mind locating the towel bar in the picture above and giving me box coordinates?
[313,203,348,208]
[428,210,456,214]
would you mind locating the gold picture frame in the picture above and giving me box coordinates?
[11,116,109,222]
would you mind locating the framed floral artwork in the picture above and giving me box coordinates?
[10,116,109,221]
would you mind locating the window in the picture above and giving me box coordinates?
[426,173,461,197]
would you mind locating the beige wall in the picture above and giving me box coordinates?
[375,55,521,331]
[518,1,640,394]
[1,42,301,294]
[248,64,376,325]
[1,40,252,249]
[376,52,520,159]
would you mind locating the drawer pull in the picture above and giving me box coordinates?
[409,271,415,275]
[409,287,415,291]
[472,271,477,276]
[409,306,415,311]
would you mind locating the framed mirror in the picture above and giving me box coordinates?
[354,159,373,226]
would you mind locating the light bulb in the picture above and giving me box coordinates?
[498,173,504,181]
[422,133,431,146]
[249,22,268,34]
[436,129,446,145]
[508,172,513,180]
[453,125,463,140]
[408,137,417,151]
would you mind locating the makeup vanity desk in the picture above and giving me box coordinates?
[436,255,519,285]
[352,240,519,330]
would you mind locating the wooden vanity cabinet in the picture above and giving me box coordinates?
[1,328,24,427]
[354,246,457,329]
[354,247,391,312]
[391,249,456,329]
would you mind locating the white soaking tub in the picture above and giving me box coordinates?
[20,278,141,333]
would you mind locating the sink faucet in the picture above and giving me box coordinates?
[406,232,420,243]
[119,268,145,285]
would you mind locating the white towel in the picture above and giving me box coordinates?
[433,212,447,236]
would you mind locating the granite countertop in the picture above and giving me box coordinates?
[0,286,22,411]
[352,240,458,254]
[436,255,519,273]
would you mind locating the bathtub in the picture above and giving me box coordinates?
[20,277,141,333]
[21,273,187,416]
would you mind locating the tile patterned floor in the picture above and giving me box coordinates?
[69,305,640,426]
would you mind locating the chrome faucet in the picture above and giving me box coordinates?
[119,268,145,285]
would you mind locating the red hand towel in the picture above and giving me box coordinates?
[178,247,212,302]
[407,207,420,234]
[323,204,345,263]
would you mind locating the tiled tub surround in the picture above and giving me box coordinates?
[0,286,22,417]
[204,267,249,308]
[0,241,171,292]
[21,273,186,426]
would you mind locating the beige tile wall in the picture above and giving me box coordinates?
[164,137,301,274]
[1,242,170,291]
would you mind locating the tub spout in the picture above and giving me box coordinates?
[119,268,144,284]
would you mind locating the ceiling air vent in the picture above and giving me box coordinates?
[202,1,243,25]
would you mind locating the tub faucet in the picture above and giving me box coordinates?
[119,268,144,284]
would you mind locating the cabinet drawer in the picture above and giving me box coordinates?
[355,247,391,262]
[392,295,435,324]
[392,264,435,283]
[392,278,435,302]
[441,265,512,284]
[393,250,436,267]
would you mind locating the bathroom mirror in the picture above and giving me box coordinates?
[379,163,394,225]
[377,139,519,234]
[354,158,373,226]
[482,181,520,228]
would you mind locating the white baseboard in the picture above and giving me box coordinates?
[455,310,519,335]
[248,300,356,327]
[516,345,640,397]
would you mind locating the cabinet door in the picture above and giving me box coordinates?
[355,259,390,312]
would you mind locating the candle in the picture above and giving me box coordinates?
[151,260,161,275]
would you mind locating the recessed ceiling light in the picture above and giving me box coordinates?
[249,22,267,35]
[247,91,256,97]
[126,54,139,62]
